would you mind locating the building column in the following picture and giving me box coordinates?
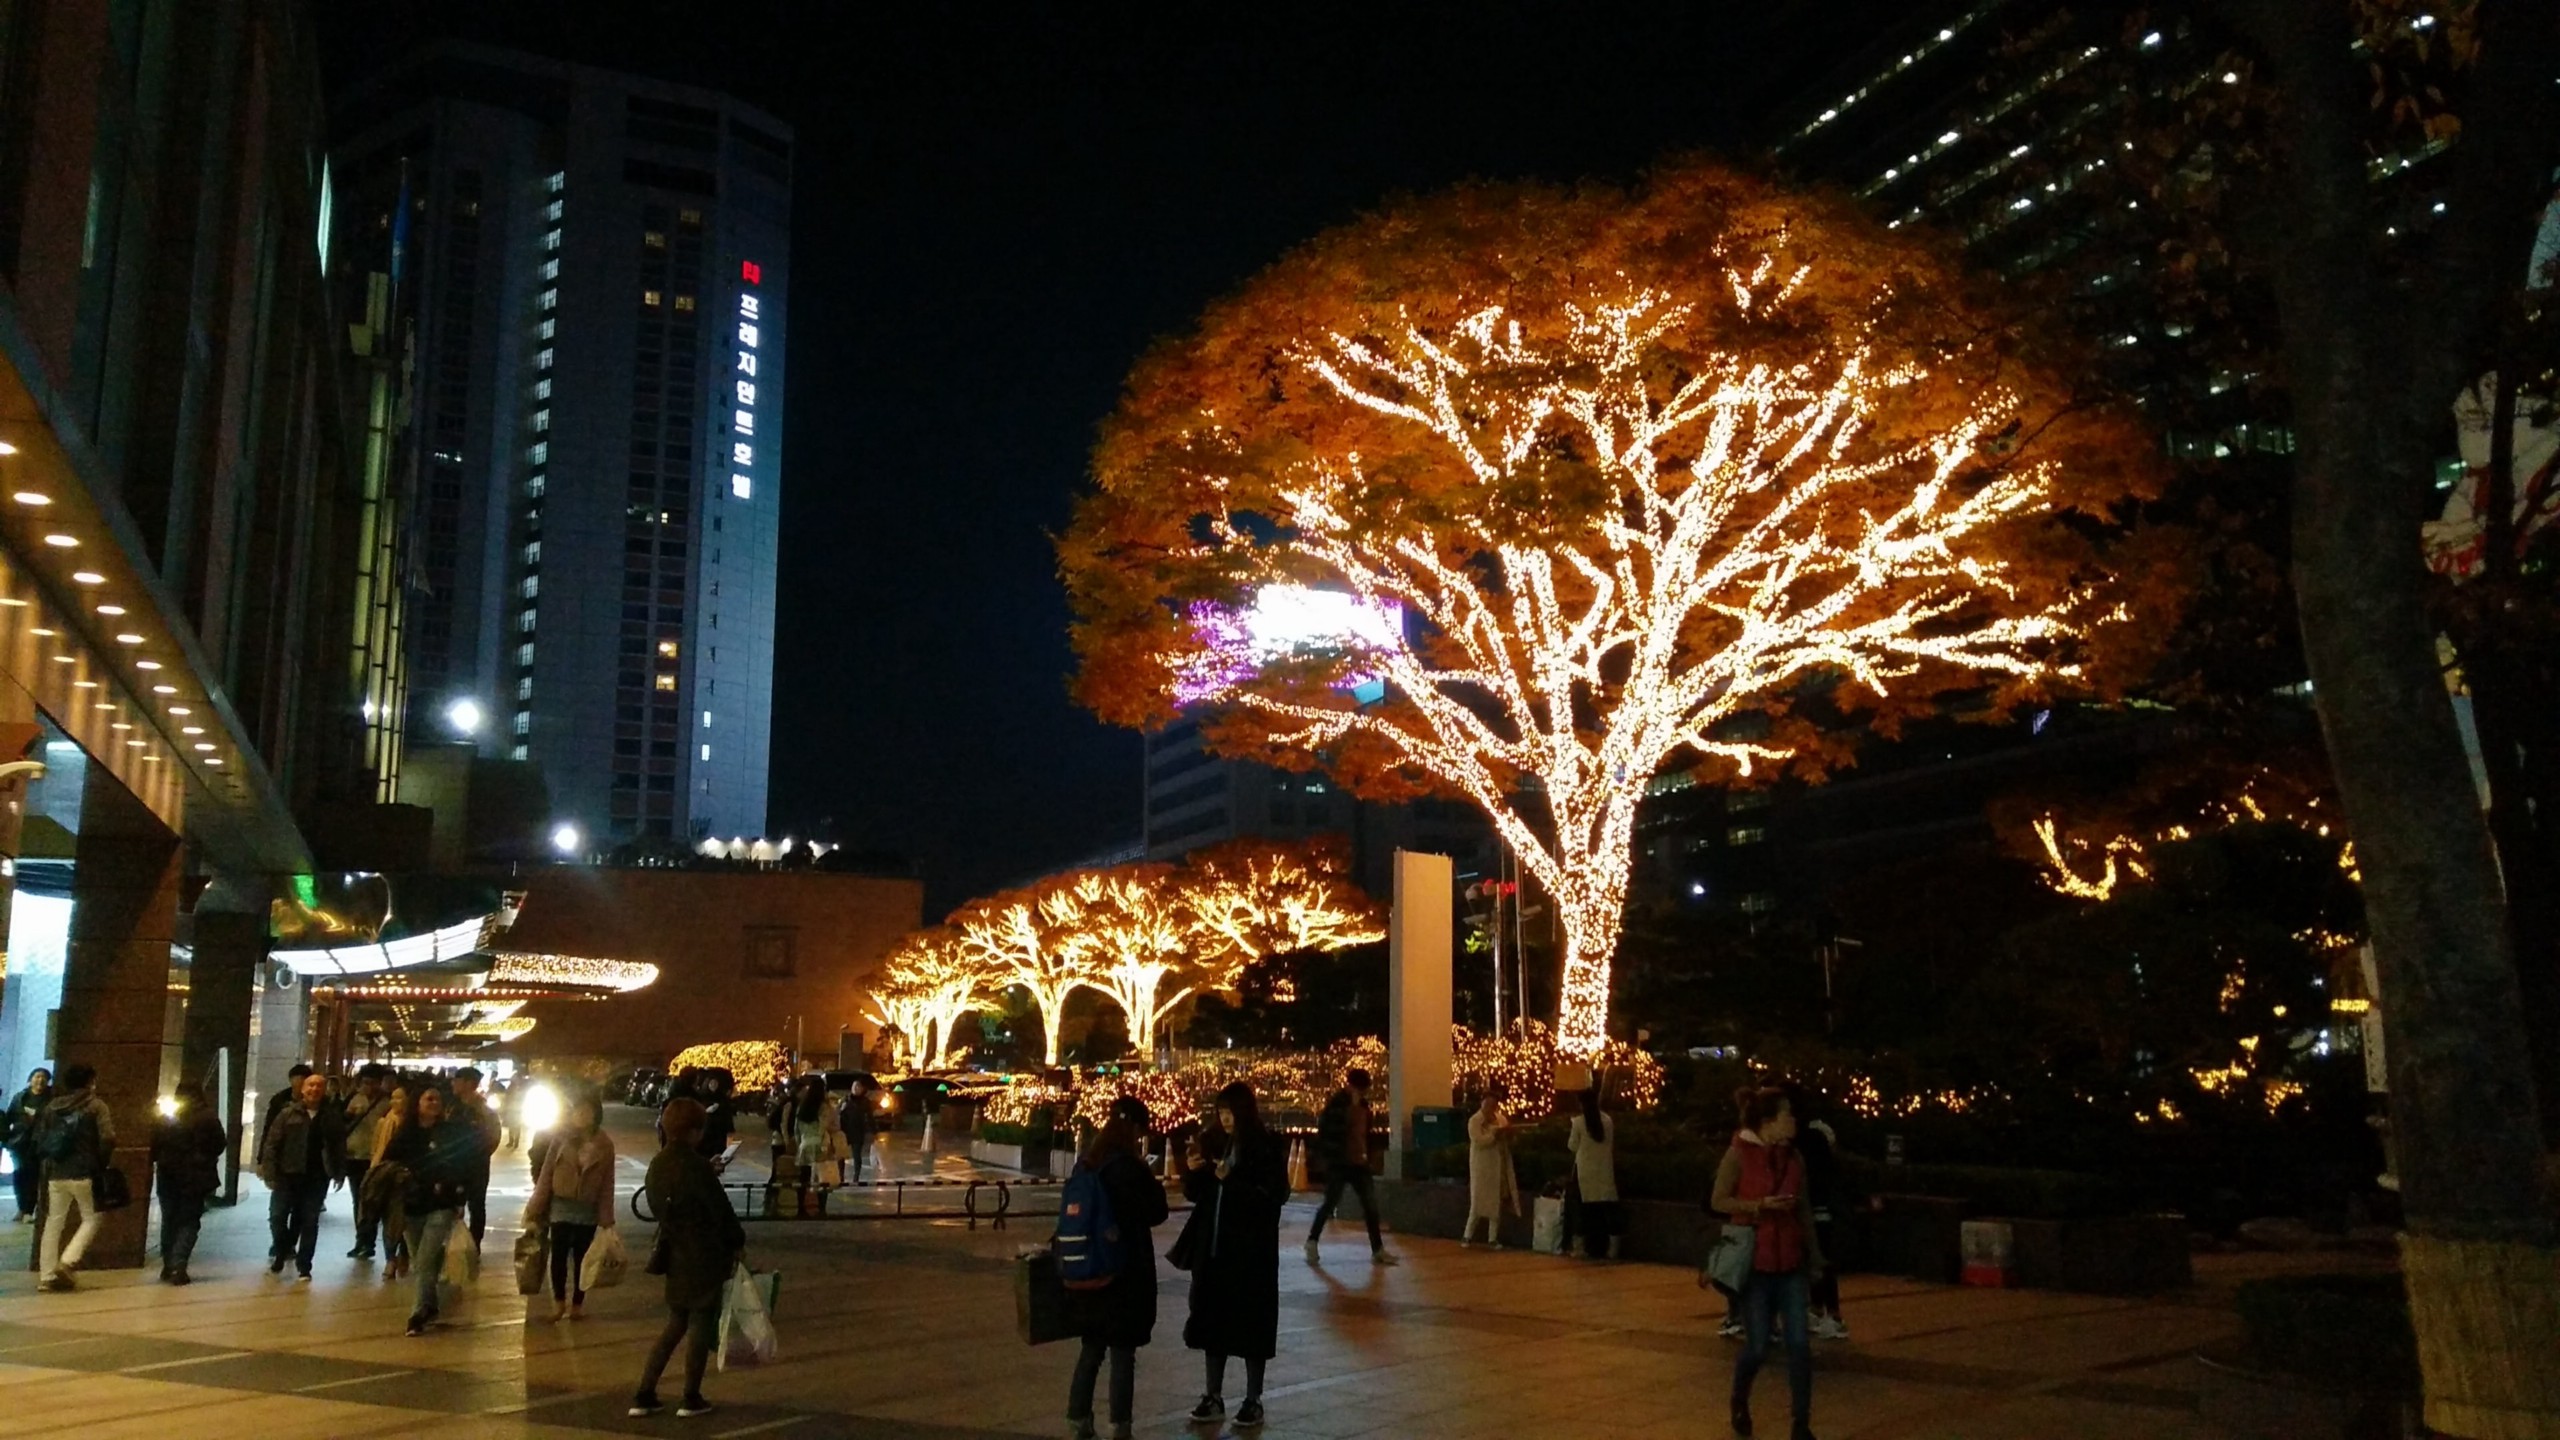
[1386,849,1454,1180]
[52,769,180,1270]
[181,907,264,1204]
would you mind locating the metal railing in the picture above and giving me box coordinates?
[629,1173,1066,1230]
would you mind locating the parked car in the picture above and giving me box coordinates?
[624,1068,668,1106]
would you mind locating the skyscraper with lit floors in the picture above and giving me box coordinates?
[333,44,787,846]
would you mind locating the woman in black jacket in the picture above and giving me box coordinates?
[1063,1096,1169,1440]
[149,1078,225,1284]
[1180,1081,1288,1430]
[5,1067,49,1222]
[630,1097,747,1420]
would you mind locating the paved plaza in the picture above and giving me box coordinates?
[0,1110,2283,1439]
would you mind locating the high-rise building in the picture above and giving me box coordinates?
[332,44,789,845]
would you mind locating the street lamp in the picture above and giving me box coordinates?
[549,823,582,856]
[445,698,484,734]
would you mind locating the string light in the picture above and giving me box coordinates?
[864,929,990,1069]
[486,951,660,992]
[669,1040,790,1091]
[2032,776,2360,901]
[1147,280,2086,1057]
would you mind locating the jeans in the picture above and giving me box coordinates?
[1581,1200,1623,1258]
[10,1150,37,1217]
[39,1178,103,1278]
[1207,1352,1266,1400]
[467,1183,488,1245]
[271,1174,329,1271]
[1068,1336,1136,1427]
[160,1191,208,1272]
[1310,1164,1382,1250]
[344,1160,377,1252]
[636,1302,720,1405]
[1810,1218,1840,1315]
[407,1207,460,1317]
[548,1221,597,1303]
[1733,1266,1814,1426]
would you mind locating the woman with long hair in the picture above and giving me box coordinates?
[1461,1082,1521,1246]
[528,1088,618,1321]
[1061,1096,1169,1440]
[1180,1081,1288,1430]
[5,1067,50,1222]
[1570,1085,1621,1260]
[369,1079,414,1279]
[1710,1086,1826,1440]
[384,1084,479,1336]
[630,1097,746,1420]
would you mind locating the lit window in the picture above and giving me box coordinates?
[518,609,537,633]
[537,347,554,370]
[534,377,551,399]
[654,674,677,692]
[511,744,528,760]
[701,711,713,728]
[643,288,662,308]
[528,441,548,465]
[730,474,751,500]
[522,541,542,565]
[540,258,559,280]
[674,294,696,313]
[532,409,550,432]
[544,199,564,221]
[539,318,555,339]
[1740,893,1779,914]
[516,642,535,667]
[544,228,562,251]
[657,639,679,658]
[526,474,545,498]
[520,575,539,598]
[517,677,533,700]
[700,744,711,761]
[734,409,753,435]
[513,711,532,736]
[739,294,761,320]
[1726,825,1768,846]
[644,230,666,249]
[546,172,565,194]
[539,287,558,311]
[679,208,702,227]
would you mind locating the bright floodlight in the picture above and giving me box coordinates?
[550,823,582,855]
[446,698,484,733]
[520,1081,562,1135]
[1175,585,1405,703]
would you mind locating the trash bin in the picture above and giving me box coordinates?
[1410,1106,1467,1154]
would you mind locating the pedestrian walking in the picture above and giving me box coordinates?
[4,1066,50,1223]
[448,1066,501,1244]
[261,1061,315,1136]
[1780,1081,1848,1339]
[527,1089,618,1322]
[384,1085,479,1335]
[1711,1085,1827,1440]
[34,1061,115,1292]
[341,1065,395,1259]
[1304,1067,1397,1265]
[1570,1086,1621,1260]
[1180,1082,1287,1431]
[629,1097,746,1420]
[369,1079,414,1279]
[499,1079,528,1153]
[842,1077,876,1182]
[1060,1096,1169,1440]
[257,1069,346,1279]
[150,1078,225,1284]
[776,1074,840,1189]
[1461,1083,1522,1247]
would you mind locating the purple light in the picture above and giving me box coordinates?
[1173,585,1404,703]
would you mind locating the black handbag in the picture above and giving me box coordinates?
[1015,1250,1072,1345]
[1165,1201,1207,1272]
[91,1163,133,1212]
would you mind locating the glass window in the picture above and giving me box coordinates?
[644,230,666,249]
[539,287,558,311]
[654,674,677,692]
[539,318,555,339]
[517,677,533,700]
[642,288,662,308]
[525,474,545,498]
[512,710,531,736]
[531,409,550,432]
[528,441,548,465]
[539,258,559,280]
[701,710,713,728]
[516,642,535,667]
[700,744,712,762]
[657,639,679,658]
[678,207,702,228]
[534,377,551,399]
[544,228,562,251]
[511,744,528,761]
[546,172,565,194]
[537,347,554,370]
[544,199,564,221]
[674,293,696,313]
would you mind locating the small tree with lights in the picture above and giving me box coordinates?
[1062,161,2154,1056]
[949,884,1104,1067]
[869,927,999,1069]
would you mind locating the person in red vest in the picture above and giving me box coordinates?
[1710,1086,1827,1440]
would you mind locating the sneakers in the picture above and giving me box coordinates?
[1065,1418,1096,1440]
[1372,1248,1401,1266]
[1302,1238,1321,1263]
[1731,1397,1754,1437]
[347,1246,373,1260]
[1189,1394,1226,1423]
[1810,1314,1849,1340]
[39,1273,75,1293]
[297,1268,313,1282]
[628,1397,664,1418]
[1235,1398,1266,1429]
[405,1311,430,1337]
[169,1271,193,1287]
[1718,1317,1746,1340]
[268,1256,287,1275]
[676,1397,716,1418]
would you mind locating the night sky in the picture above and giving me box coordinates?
[319,2,1905,910]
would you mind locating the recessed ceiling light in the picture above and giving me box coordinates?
[167,706,190,715]
[49,655,72,663]
[11,491,47,505]
[134,660,161,670]
[192,742,214,752]
[96,604,124,615]
[41,534,76,548]
[0,598,23,607]
[71,571,103,585]
[92,702,113,711]
[180,726,203,735]
[151,684,176,694]
[126,739,144,748]
[110,722,130,730]
[113,633,142,644]
[28,628,52,637]
[0,442,18,455]
[204,757,222,767]
[72,681,96,689]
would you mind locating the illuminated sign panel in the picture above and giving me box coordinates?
[730,265,763,500]
[1173,585,1406,703]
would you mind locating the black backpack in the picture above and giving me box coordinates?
[39,1105,96,1165]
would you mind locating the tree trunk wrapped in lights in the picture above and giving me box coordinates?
[950,887,1100,1067]
[1063,162,2155,1056]
[868,927,997,1069]
[1043,868,1198,1061]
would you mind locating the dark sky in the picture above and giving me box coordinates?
[319,1,1902,912]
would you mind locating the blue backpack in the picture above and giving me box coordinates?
[1054,1162,1123,1290]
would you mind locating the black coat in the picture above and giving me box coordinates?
[647,1144,745,1311]
[385,1117,479,1214]
[151,1110,227,1205]
[1062,1150,1170,1348]
[1178,1131,1287,1360]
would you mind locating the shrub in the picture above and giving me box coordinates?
[976,1118,1058,1150]
[2232,1273,2417,1391]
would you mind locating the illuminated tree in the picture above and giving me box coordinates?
[949,885,1103,1067]
[871,927,999,1069]
[1176,837,1386,969]
[1043,868,1199,1060]
[1063,162,2153,1056]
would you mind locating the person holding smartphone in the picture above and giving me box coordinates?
[1709,1085,1826,1440]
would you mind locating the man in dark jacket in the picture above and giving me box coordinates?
[449,1066,501,1244]
[152,1079,227,1285]
[1304,1068,1396,1265]
[4,1066,50,1222]
[258,1070,345,1279]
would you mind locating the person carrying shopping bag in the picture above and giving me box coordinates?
[527,1088,619,1322]
[630,1097,746,1421]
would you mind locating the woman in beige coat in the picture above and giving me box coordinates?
[1461,1084,1521,1246]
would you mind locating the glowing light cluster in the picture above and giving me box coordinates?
[1451,1020,1663,1115]
[668,1040,790,1092]
[272,914,495,978]
[1173,586,1405,705]
[864,929,990,1070]
[1163,283,2084,1057]
[2032,778,2359,902]
[980,1082,1073,1129]
[452,1017,537,1041]
[486,952,660,992]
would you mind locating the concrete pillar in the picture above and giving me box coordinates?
[182,908,264,1203]
[52,768,180,1270]
[1386,849,1453,1180]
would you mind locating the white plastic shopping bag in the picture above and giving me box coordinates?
[1532,1195,1567,1253]
[716,1260,781,1370]
[581,1227,629,1291]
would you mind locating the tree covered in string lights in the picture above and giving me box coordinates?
[1062,161,2158,1056]
[866,927,994,1069]
[1176,836,1386,970]
[950,883,1104,1068]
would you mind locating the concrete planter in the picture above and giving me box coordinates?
[1376,1182,1709,1263]
[2194,1351,2417,1440]
[968,1139,1055,1175]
